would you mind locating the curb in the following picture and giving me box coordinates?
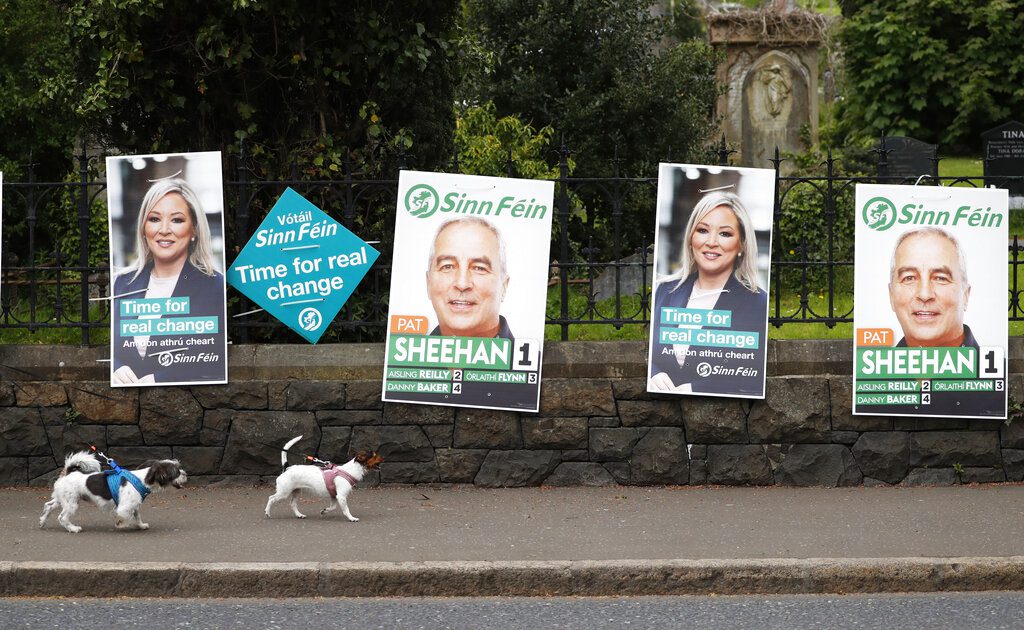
[3,557,1024,597]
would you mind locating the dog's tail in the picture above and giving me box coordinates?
[281,435,302,470]
[62,451,101,476]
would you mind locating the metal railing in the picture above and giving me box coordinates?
[1,142,1021,344]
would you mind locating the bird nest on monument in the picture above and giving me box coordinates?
[706,8,836,45]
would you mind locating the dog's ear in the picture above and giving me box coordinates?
[145,460,182,486]
[354,451,370,465]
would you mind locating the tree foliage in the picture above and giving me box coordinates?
[836,0,1024,149]
[54,0,461,176]
[461,0,720,179]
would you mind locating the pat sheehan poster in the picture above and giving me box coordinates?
[647,164,775,399]
[107,152,228,387]
[853,183,1008,418]
[382,171,554,412]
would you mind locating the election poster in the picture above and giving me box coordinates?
[853,184,1008,419]
[382,171,554,412]
[647,164,775,399]
[106,152,228,387]
[227,188,379,343]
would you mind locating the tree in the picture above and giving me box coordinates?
[461,0,720,179]
[836,0,1024,150]
[55,0,461,176]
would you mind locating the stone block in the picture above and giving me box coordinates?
[774,444,862,487]
[522,417,587,449]
[381,462,439,484]
[268,381,289,410]
[603,462,630,485]
[0,457,27,485]
[589,428,642,461]
[423,425,454,448]
[1003,449,1024,481]
[38,407,70,426]
[286,381,345,410]
[630,428,688,485]
[316,410,381,426]
[191,382,268,410]
[201,410,232,446]
[107,425,144,446]
[0,381,14,405]
[561,449,589,462]
[543,463,616,486]
[894,417,968,431]
[1001,420,1024,449]
[707,445,772,485]
[320,427,353,461]
[383,403,455,425]
[960,467,1005,483]
[829,377,893,431]
[852,432,910,484]
[220,411,320,474]
[909,431,1000,467]
[1,408,51,456]
[68,383,137,424]
[863,477,892,487]
[968,418,1005,432]
[139,388,203,445]
[454,410,521,449]
[611,379,652,400]
[171,446,222,475]
[588,417,620,427]
[350,426,433,462]
[28,456,58,480]
[474,450,560,487]
[345,381,384,410]
[831,431,859,445]
[539,379,615,416]
[15,382,67,407]
[435,449,488,483]
[681,397,748,443]
[902,467,958,486]
[46,423,106,458]
[689,459,708,485]
[618,400,683,427]
[748,377,830,443]
[108,446,173,467]
[688,444,707,459]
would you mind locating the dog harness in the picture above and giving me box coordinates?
[321,464,358,498]
[104,460,150,505]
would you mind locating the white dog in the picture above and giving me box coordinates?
[39,451,187,533]
[264,435,383,522]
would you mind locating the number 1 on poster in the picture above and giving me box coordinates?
[980,346,1004,379]
[513,339,540,371]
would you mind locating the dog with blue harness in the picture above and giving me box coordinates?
[40,447,187,533]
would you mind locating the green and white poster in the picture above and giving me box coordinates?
[853,183,1008,418]
[382,171,554,412]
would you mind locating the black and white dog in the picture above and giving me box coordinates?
[39,451,187,533]
[265,435,383,521]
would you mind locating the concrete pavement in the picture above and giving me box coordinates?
[3,484,1024,597]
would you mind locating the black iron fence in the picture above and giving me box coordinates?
[1,144,1022,345]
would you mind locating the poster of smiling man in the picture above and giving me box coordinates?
[106,151,228,387]
[647,164,775,399]
[383,171,554,412]
[853,184,1008,419]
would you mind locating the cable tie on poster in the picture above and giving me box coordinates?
[95,359,111,363]
[281,244,319,251]
[147,170,183,182]
[92,287,148,302]
[697,184,735,193]
[453,183,497,191]
[281,298,325,307]
[152,347,188,358]
[233,308,265,318]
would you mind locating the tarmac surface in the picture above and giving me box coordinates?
[3,484,1024,597]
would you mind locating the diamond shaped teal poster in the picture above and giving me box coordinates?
[227,188,379,343]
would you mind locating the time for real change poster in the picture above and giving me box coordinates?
[854,183,1008,419]
[382,171,554,412]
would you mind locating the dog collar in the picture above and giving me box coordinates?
[104,461,150,505]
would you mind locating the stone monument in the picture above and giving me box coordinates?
[708,4,834,173]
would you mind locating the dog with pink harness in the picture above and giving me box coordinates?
[265,435,383,521]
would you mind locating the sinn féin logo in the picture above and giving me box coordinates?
[696,362,712,378]
[404,184,440,218]
[158,352,174,367]
[863,196,897,231]
[298,307,323,332]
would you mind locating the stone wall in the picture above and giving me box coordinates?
[1,341,1022,487]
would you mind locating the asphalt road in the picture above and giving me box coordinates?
[2,593,1024,629]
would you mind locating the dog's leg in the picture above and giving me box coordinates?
[114,504,136,529]
[288,491,306,519]
[320,499,338,515]
[57,501,82,534]
[133,508,149,530]
[264,493,279,517]
[39,497,59,528]
[338,497,359,522]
